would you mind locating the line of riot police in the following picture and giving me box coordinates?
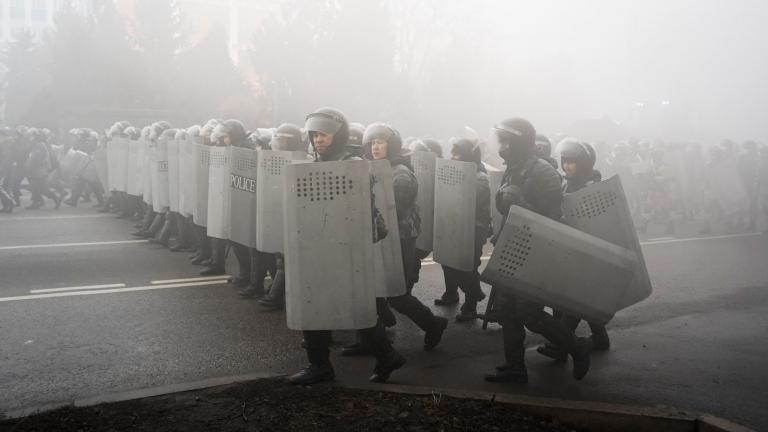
[27,108,768,387]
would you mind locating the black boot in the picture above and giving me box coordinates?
[423,316,448,351]
[238,283,265,299]
[369,351,406,383]
[287,364,335,385]
[434,291,459,306]
[455,300,478,322]
[570,337,592,380]
[200,266,226,276]
[589,323,610,351]
[485,365,528,383]
[536,343,567,362]
[256,270,284,308]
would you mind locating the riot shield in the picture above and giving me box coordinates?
[113,138,129,193]
[255,150,310,253]
[432,158,477,271]
[59,149,89,181]
[167,139,180,212]
[369,160,407,297]
[133,139,145,197]
[412,151,436,252]
[107,140,118,192]
[80,157,99,183]
[142,140,153,205]
[93,147,109,191]
[193,143,210,226]
[206,146,231,239]
[152,139,170,212]
[485,163,504,237]
[283,160,378,330]
[178,139,195,217]
[229,146,259,247]
[126,140,139,196]
[562,175,653,310]
[481,205,638,323]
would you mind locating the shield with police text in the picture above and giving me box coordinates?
[562,175,653,310]
[369,160,407,297]
[207,146,231,239]
[152,139,170,211]
[432,158,477,271]
[142,140,153,205]
[283,160,378,330]
[193,143,210,226]
[481,205,638,323]
[412,151,436,252]
[485,163,504,237]
[167,139,180,212]
[255,150,310,253]
[229,146,259,247]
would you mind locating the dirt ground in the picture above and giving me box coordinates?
[0,378,587,432]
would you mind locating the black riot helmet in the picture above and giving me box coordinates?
[211,119,248,147]
[535,134,552,158]
[451,138,482,167]
[410,139,429,153]
[363,122,403,160]
[272,123,305,152]
[557,137,596,179]
[347,123,365,157]
[493,117,536,163]
[304,107,349,159]
[421,138,443,158]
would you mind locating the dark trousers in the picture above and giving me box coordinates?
[499,293,577,367]
[230,241,251,280]
[175,215,196,248]
[562,314,607,338]
[388,237,437,332]
[303,320,394,367]
[193,224,212,260]
[440,233,486,302]
[210,237,227,269]
[29,175,57,204]
[250,249,277,290]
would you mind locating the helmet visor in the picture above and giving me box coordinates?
[305,112,342,135]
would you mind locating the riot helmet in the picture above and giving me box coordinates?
[493,117,536,164]
[347,123,365,156]
[422,138,443,158]
[535,134,552,158]
[450,138,482,167]
[149,121,172,141]
[174,129,188,141]
[363,122,402,161]
[271,123,304,152]
[304,107,349,158]
[211,119,247,147]
[557,137,596,179]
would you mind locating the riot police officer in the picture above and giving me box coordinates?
[484,118,591,384]
[438,138,492,321]
[288,107,405,385]
[537,138,610,361]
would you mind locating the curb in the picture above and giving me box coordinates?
[344,383,754,432]
[4,375,755,432]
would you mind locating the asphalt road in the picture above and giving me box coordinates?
[1,201,767,430]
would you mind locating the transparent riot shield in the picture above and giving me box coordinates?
[369,160,407,298]
[432,158,477,271]
[481,205,638,323]
[206,146,231,239]
[412,151,436,252]
[562,175,653,310]
[229,146,259,247]
[167,139,180,212]
[106,140,118,192]
[255,150,310,253]
[283,160,378,330]
[152,139,170,212]
[193,143,210,226]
